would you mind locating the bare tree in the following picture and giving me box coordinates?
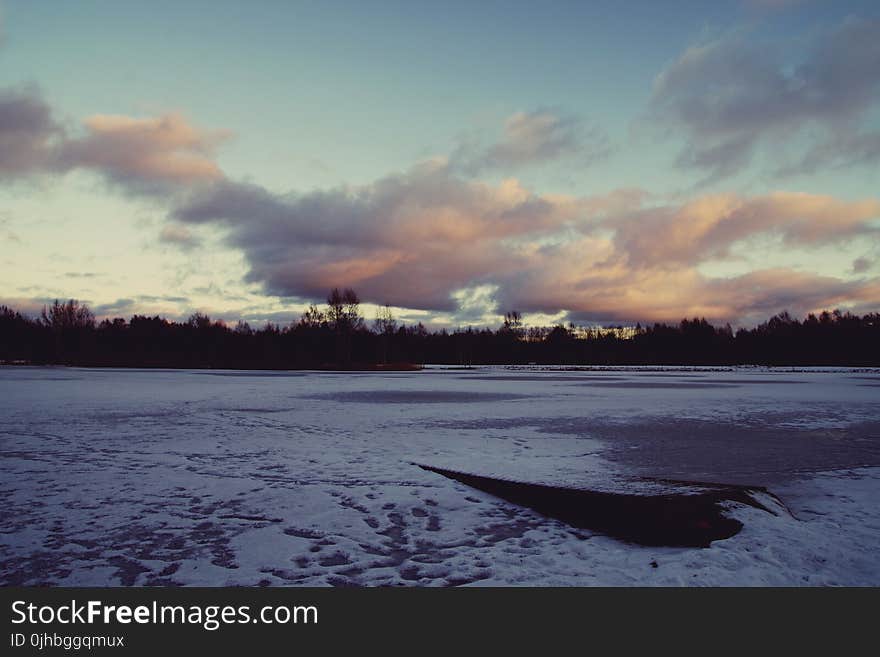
[185,312,215,332]
[298,304,326,328]
[40,299,96,364]
[502,310,523,338]
[40,299,95,331]
[374,304,397,335]
[234,320,253,336]
[342,289,363,331]
[374,304,397,364]
[326,287,363,365]
[326,288,363,332]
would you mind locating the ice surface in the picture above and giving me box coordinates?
[0,365,878,586]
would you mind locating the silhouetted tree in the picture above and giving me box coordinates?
[40,299,95,331]
[299,304,326,328]
[374,304,397,364]
[326,288,363,366]
[39,299,95,363]
[502,310,523,336]
[234,320,253,336]
[1,300,878,368]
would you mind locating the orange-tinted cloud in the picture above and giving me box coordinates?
[173,164,880,325]
[609,192,880,267]
[0,84,227,194]
[176,163,591,310]
[509,257,880,327]
[159,223,200,249]
[56,113,228,193]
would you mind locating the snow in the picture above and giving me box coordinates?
[0,365,878,586]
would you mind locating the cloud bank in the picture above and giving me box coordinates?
[173,163,880,325]
[175,163,595,311]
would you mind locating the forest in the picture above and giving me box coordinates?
[1,288,878,368]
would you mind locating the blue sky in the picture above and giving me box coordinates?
[1,1,879,327]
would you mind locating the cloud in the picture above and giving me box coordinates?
[0,213,21,243]
[779,130,880,177]
[159,223,200,249]
[175,162,595,310]
[0,85,227,195]
[0,85,61,176]
[55,113,228,194]
[852,257,873,274]
[448,284,501,324]
[530,265,880,327]
[649,17,880,183]
[172,162,880,325]
[609,192,880,267]
[136,294,191,304]
[64,272,101,279]
[91,298,137,317]
[452,110,610,174]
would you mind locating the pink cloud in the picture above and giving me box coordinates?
[56,113,228,193]
[609,192,880,267]
[0,84,228,195]
[159,223,200,249]
[173,165,880,325]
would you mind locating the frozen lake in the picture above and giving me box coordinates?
[1,365,879,586]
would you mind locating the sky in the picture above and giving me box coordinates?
[1,0,879,329]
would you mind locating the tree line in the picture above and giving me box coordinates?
[1,290,878,368]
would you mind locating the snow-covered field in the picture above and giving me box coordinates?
[1,365,878,586]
